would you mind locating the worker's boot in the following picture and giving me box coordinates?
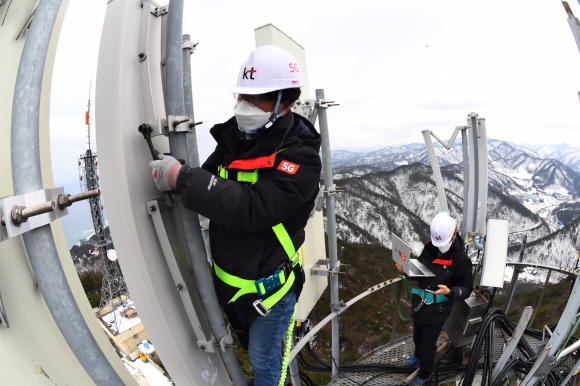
[403,355,420,368]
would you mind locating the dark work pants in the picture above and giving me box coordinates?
[413,320,445,379]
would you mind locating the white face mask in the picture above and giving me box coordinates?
[233,101,272,133]
[438,241,452,254]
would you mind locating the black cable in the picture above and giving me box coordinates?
[306,342,331,369]
[297,307,564,385]
[298,370,314,386]
[483,287,497,316]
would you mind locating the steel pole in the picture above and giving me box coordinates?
[316,89,340,378]
[181,34,200,167]
[289,357,301,386]
[182,33,212,264]
[11,0,124,384]
[504,235,527,314]
[164,3,245,385]
[461,128,470,237]
[469,113,480,233]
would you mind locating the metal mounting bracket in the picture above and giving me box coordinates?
[146,198,214,352]
[218,324,235,353]
[166,115,195,133]
[182,39,198,54]
[311,259,344,277]
[198,335,216,353]
[311,187,325,214]
[0,187,67,242]
[323,184,344,196]
[292,99,318,124]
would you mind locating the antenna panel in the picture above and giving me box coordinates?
[480,219,508,288]
[465,116,489,235]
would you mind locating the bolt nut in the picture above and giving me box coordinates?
[176,283,184,291]
[149,205,157,212]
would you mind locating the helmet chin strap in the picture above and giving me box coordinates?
[264,90,295,129]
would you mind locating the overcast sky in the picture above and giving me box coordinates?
[50,0,580,188]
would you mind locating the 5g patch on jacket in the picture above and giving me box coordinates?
[277,160,300,174]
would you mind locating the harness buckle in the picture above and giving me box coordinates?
[255,269,284,296]
[253,300,270,317]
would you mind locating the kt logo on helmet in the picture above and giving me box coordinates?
[436,236,442,240]
[243,67,257,80]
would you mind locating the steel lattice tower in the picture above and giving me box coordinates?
[78,85,128,318]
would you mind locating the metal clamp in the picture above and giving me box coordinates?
[311,259,345,277]
[166,115,194,133]
[292,99,318,123]
[311,259,330,276]
[323,184,345,196]
[182,40,198,54]
[198,335,216,353]
[331,300,348,315]
[1,188,65,241]
[218,324,235,353]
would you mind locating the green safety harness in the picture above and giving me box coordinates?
[213,146,303,317]
[394,276,449,319]
[410,287,449,313]
[214,147,303,385]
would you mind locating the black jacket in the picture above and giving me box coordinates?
[409,233,474,324]
[175,112,322,308]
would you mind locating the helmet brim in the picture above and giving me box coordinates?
[431,236,452,247]
[229,81,304,95]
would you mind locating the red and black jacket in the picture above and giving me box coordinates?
[175,112,322,308]
[409,233,474,324]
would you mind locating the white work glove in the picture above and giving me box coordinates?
[149,155,181,192]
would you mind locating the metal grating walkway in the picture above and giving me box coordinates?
[327,330,579,386]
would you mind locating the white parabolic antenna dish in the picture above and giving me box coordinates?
[107,249,118,261]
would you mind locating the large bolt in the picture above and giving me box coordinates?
[11,201,56,226]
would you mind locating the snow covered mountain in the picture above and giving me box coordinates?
[333,163,551,256]
[333,138,580,226]
[506,217,580,283]
[523,143,580,175]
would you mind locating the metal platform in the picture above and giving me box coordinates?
[327,330,580,386]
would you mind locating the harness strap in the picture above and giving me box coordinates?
[411,287,449,304]
[272,223,299,264]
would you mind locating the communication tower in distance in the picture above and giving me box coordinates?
[78,83,128,322]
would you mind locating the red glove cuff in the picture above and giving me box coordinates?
[168,162,181,189]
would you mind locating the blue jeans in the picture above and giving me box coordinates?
[234,291,296,386]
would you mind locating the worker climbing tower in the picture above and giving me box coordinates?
[78,85,128,318]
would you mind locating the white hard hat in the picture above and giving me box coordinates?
[229,45,304,95]
[430,212,456,247]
